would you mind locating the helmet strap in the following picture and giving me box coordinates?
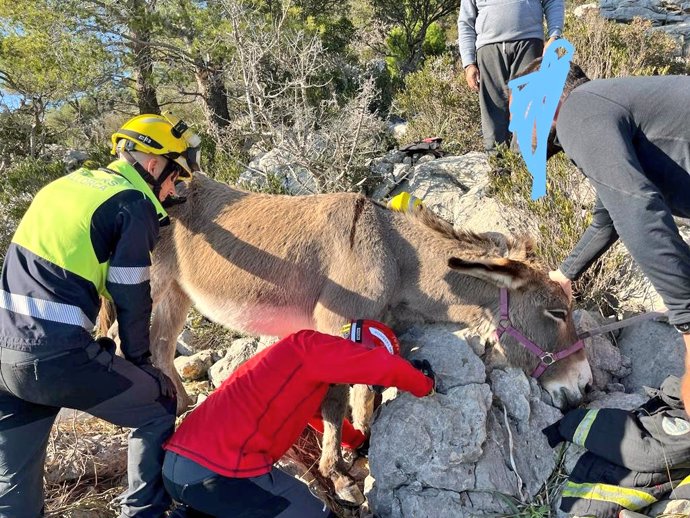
[122,148,167,199]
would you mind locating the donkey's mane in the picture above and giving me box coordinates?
[409,204,537,264]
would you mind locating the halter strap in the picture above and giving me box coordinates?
[495,288,584,378]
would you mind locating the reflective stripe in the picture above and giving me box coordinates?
[562,481,657,510]
[107,266,150,285]
[672,474,690,499]
[0,290,94,330]
[573,409,599,446]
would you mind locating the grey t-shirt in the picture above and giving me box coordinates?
[457,0,564,67]
[557,75,690,324]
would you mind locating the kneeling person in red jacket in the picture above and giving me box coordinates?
[162,321,435,517]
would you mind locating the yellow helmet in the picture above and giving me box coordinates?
[110,113,201,180]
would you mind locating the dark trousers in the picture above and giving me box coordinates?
[0,342,176,518]
[476,38,544,152]
[162,451,335,518]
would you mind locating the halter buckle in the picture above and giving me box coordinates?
[540,352,556,366]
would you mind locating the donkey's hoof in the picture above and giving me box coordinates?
[334,478,365,506]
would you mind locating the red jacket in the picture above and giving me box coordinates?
[164,329,433,478]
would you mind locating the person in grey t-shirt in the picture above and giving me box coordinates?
[457,0,564,152]
[513,59,690,409]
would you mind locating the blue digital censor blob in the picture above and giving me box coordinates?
[508,39,574,200]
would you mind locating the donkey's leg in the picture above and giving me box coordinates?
[349,384,375,436]
[150,280,193,414]
[320,385,364,505]
[313,305,365,505]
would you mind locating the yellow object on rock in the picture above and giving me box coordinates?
[388,192,423,213]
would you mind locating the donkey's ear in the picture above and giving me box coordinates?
[448,256,531,289]
[506,236,536,261]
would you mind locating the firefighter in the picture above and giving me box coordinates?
[0,113,200,518]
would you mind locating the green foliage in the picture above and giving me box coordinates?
[565,12,689,79]
[385,21,447,80]
[305,15,356,53]
[393,53,482,154]
[422,22,446,56]
[0,158,67,265]
[373,0,460,77]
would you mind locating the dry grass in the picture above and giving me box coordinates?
[281,426,366,518]
[45,414,127,517]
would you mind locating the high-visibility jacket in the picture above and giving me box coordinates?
[0,159,167,363]
[543,376,690,517]
[164,330,434,479]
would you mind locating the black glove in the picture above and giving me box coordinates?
[138,363,177,400]
[411,359,435,395]
[95,336,117,355]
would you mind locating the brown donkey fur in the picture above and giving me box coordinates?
[100,173,592,504]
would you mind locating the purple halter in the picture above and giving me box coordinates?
[494,288,585,378]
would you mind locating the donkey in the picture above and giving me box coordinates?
[102,173,592,503]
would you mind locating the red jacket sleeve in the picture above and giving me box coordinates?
[297,330,433,397]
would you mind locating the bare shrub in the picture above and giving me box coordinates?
[392,53,483,155]
[565,12,689,79]
[213,0,390,194]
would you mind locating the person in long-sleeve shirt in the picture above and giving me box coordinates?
[534,71,690,412]
[163,326,435,518]
[0,113,200,518]
[457,0,564,152]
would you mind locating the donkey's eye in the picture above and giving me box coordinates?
[544,309,568,322]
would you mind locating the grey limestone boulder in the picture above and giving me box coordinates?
[618,319,685,393]
[367,329,563,517]
[174,349,215,381]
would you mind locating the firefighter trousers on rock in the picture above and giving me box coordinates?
[543,376,690,517]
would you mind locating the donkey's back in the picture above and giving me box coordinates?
[154,174,398,337]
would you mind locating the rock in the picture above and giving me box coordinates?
[368,384,493,517]
[586,391,648,410]
[63,149,89,171]
[388,151,538,238]
[400,324,486,390]
[600,0,690,56]
[388,121,408,142]
[368,320,565,517]
[208,337,262,387]
[574,310,630,389]
[241,148,317,195]
[490,368,531,424]
[176,328,196,356]
[647,498,690,516]
[174,349,214,381]
[371,162,412,200]
[618,320,685,393]
[182,380,212,400]
[574,2,600,16]
[349,457,370,482]
[389,487,473,518]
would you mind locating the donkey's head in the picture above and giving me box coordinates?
[446,239,592,409]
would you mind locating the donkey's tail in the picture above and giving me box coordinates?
[97,297,117,337]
